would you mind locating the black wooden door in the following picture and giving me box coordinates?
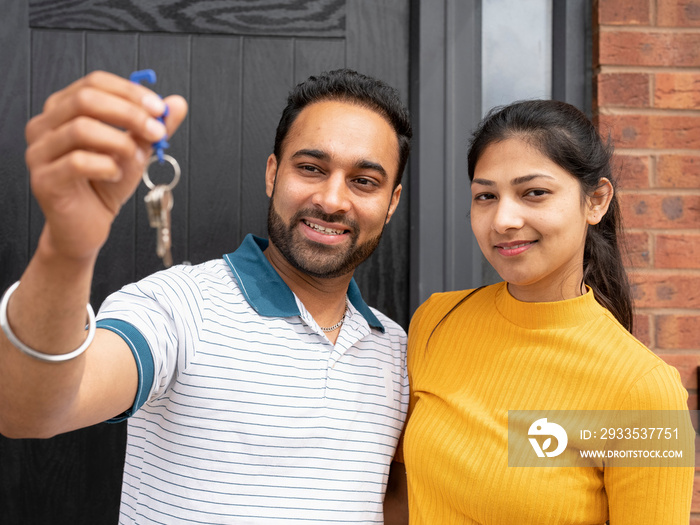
[0,1,410,523]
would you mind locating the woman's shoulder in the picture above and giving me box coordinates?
[408,284,502,346]
[411,284,498,327]
[590,311,689,410]
[595,308,675,373]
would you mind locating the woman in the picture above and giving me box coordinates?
[398,100,693,524]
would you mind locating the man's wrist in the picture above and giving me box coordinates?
[33,227,100,276]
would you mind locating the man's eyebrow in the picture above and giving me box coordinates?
[355,160,387,179]
[292,149,388,179]
[291,149,330,161]
[471,174,555,186]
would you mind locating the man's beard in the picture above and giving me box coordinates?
[267,197,385,279]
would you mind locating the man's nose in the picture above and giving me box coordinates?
[311,173,351,214]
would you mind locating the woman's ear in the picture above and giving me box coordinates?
[587,177,614,225]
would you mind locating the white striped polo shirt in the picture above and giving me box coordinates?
[96,234,408,525]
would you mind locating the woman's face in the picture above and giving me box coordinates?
[470,137,609,303]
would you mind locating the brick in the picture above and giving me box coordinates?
[619,193,700,229]
[599,31,700,67]
[596,72,649,107]
[657,155,700,188]
[612,154,650,189]
[632,312,651,346]
[657,316,700,351]
[693,479,700,511]
[622,231,651,268]
[658,0,700,27]
[598,114,700,149]
[598,0,650,25]
[655,73,700,109]
[592,28,601,68]
[658,352,700,386]
[656,234,700,269]
[629,272,700,308]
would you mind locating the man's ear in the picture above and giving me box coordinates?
[385,184,402,224]
[265,154,278,198]
[587,177,614,225]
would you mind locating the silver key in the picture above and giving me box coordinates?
[144,185,174,267]
[143,154,181,268]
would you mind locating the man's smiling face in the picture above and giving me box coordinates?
[265,99,402,279]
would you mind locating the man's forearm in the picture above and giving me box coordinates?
[0,234,97,438]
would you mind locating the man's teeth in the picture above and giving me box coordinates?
[304,220,345,235]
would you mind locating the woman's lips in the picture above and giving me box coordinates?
[495,240,536,257]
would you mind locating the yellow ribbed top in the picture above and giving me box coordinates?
[402,282,693,525]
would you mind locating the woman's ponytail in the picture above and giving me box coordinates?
[583,192,633,332]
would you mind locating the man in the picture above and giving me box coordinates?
[0,69,410,523]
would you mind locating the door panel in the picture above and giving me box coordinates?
[0,1,409,523]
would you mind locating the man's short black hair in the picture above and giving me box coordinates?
[273,69,412,187]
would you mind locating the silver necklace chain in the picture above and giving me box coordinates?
[320,305,348,332]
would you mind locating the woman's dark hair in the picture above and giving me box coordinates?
[467,99,633,332]
[274,68,412,188]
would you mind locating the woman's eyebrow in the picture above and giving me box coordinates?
[471,173,556,186]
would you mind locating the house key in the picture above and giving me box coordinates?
[144,185,173,267]
[143,154,181,267]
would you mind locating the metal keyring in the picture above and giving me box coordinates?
[142,154,181,191]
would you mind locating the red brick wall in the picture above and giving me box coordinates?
[593,0,700,519]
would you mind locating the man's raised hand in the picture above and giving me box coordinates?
[25,70,188,262]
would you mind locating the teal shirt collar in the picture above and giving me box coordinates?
[223,234,385,333]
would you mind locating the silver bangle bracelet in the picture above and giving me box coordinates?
[0,281,96,363]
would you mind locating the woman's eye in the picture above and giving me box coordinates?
[475,193,495,201]
[526,189,548,197]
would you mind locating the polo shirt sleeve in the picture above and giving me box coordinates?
[95,267,204,422]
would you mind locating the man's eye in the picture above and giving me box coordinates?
[354,177,377,187]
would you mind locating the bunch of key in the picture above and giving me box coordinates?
[143,156,180,267]
[130,69,181,268]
